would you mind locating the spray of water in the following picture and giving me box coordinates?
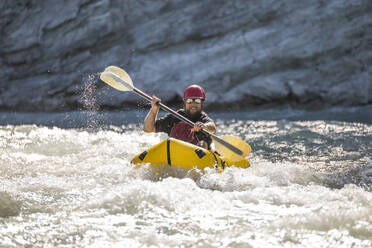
[80,73,104,129]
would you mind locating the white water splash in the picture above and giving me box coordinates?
[0,121,371,247]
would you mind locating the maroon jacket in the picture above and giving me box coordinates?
[154,109,213,148]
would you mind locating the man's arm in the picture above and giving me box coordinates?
[203,121,216,134]
[143,96,161,133]
[192,121,216,134]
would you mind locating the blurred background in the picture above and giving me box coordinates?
[0,0,371,125]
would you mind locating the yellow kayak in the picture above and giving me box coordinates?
[131,138,250,171]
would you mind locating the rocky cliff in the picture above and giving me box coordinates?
[1,0,371,112]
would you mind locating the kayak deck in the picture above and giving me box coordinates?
[131,138,250,171]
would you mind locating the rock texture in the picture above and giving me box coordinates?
[0,0,371,111]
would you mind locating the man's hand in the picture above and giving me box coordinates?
[192,121,216,134]
[192,122,204,132]
[151,96,161,111]
[144,96,161,133]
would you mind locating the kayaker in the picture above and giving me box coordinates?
[143,84,216,149]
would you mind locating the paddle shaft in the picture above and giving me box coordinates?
[133,87,243,155]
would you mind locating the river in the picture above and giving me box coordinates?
[0,107,371,247]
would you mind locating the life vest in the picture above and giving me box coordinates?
[169,122,199,145]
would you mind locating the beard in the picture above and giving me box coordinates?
[187,110,201,119]
[185,107,202,121]
[183,102,204,121]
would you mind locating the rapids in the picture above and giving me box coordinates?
[0,110,372,247]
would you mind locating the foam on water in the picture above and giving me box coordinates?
[0,121,371,247]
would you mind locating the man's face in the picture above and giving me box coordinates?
[184,98,203,117]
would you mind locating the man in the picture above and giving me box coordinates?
[143,84,216,149]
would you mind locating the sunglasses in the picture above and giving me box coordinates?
[185,98,202,104]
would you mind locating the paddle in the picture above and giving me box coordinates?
[100,65,251,161]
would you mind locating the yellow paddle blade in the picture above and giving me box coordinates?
[100,66,134,91]
[213,135,252,162]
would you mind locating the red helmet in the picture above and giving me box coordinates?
[183,84,206,100]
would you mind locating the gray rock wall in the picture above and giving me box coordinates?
[1,0,371,111]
